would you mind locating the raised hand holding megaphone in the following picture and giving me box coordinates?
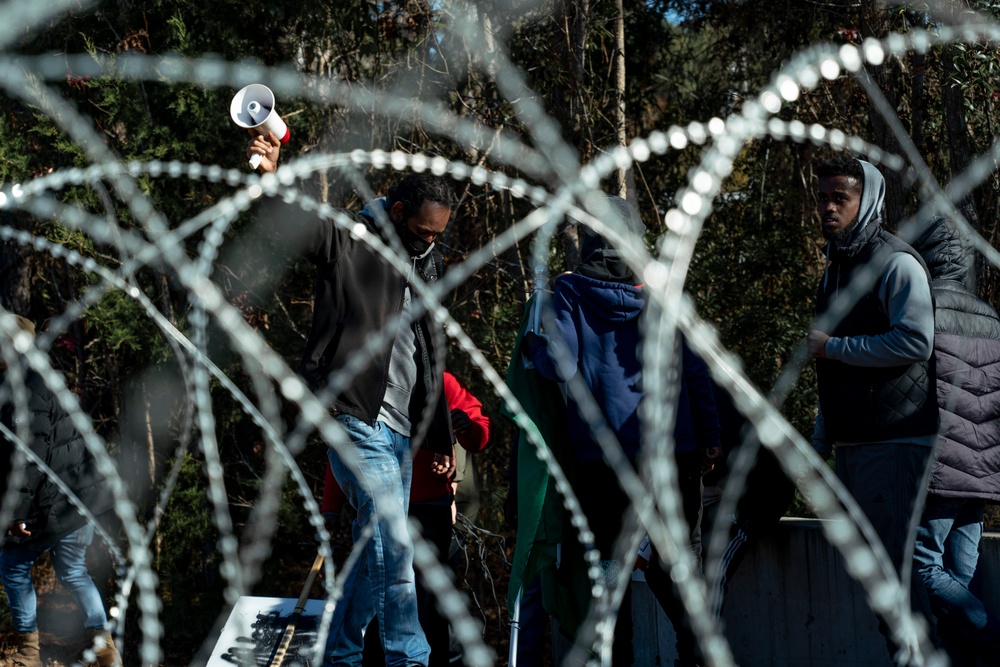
[230,84,290,170]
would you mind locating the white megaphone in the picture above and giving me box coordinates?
[230,84,290,169]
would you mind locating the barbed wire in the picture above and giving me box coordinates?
[0,2,997,667]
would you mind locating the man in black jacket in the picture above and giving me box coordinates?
[249,134,454,667]
[807,155,938,665]
[0,315,120,667]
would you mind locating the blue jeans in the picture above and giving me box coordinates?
[0,524,108,632]
[913,495,1000,661]
[325,416,429,667]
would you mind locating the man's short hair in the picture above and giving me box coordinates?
[387,173,454,220]
[816,154,864,193]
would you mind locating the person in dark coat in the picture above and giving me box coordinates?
[912,218,1000,666]
[0,315,120,667]
[249,133,455,667]
[522,196,721,667]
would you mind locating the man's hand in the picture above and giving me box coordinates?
[247,130,280,173]
[322,512,340,537]
[701,446,722,475]
[8,522,30,538]
[520,331,544,358]
[431,449,456,477]
[807,330,830,358]
[450,408,474,435]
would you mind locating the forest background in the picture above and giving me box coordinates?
[0,0,999,664]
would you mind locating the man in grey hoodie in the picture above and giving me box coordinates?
[807,154,938,665]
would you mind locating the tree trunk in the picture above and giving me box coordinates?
[860,1,908,228]
[143,377,156,492]
[0,215,32,317]
[562,0,592,160]
[562,224,581,272]
[941,45,981,291]
[910,48,926,157]
[157,273,176,327]
[611,0,628,198]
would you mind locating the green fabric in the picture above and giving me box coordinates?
[503,293,591,637]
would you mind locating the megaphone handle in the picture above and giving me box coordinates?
[249,153,263,170]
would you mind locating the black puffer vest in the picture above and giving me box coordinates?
[816,222,938,442]
[916,219,1000,501]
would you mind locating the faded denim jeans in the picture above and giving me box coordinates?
[914,495,1000,664]
[324,415,429,667]
[0,523,108,632]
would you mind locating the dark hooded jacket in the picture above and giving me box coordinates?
[524,197,719,460]
[271,199,451,454]
[0,370,113,546]
[526,272,645,459]
[914,218,1000,500]
[525,274,719,461]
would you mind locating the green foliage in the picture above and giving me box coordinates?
[88,289,170,359]
[154,454,223,632]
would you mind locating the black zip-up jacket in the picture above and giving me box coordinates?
[0,370,113,546]
[274,203,451,454]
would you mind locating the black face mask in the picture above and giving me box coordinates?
[396,220,433,257]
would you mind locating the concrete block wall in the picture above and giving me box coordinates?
[554,519,1000,666]
[652,518,890,666]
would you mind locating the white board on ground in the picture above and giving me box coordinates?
[206,595,327,667]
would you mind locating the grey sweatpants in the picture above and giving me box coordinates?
[835,441,936,664]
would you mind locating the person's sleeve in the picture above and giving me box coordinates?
[823,253,934,367]
[682,344,721,450]
[321,461,346,514]
[0,415,32,522]
[3,444,37,523]
[266,199,352,266]
[525,281,579,382]
[811,406,833,457]
[444,372,491,453]
[5,382,61,523]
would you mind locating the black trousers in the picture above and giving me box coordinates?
[575,450,703,667]
[643,450,704,666]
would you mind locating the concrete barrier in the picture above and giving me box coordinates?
[554,519,1000,666]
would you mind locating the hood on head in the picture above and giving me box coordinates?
[577,195,646,283]
[913,217,972,283]
[823,159,886,288]
[845,160,885,242]
[557,272,644,323]
[579,196,645,259]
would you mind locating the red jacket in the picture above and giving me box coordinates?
[322,370,490,511]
